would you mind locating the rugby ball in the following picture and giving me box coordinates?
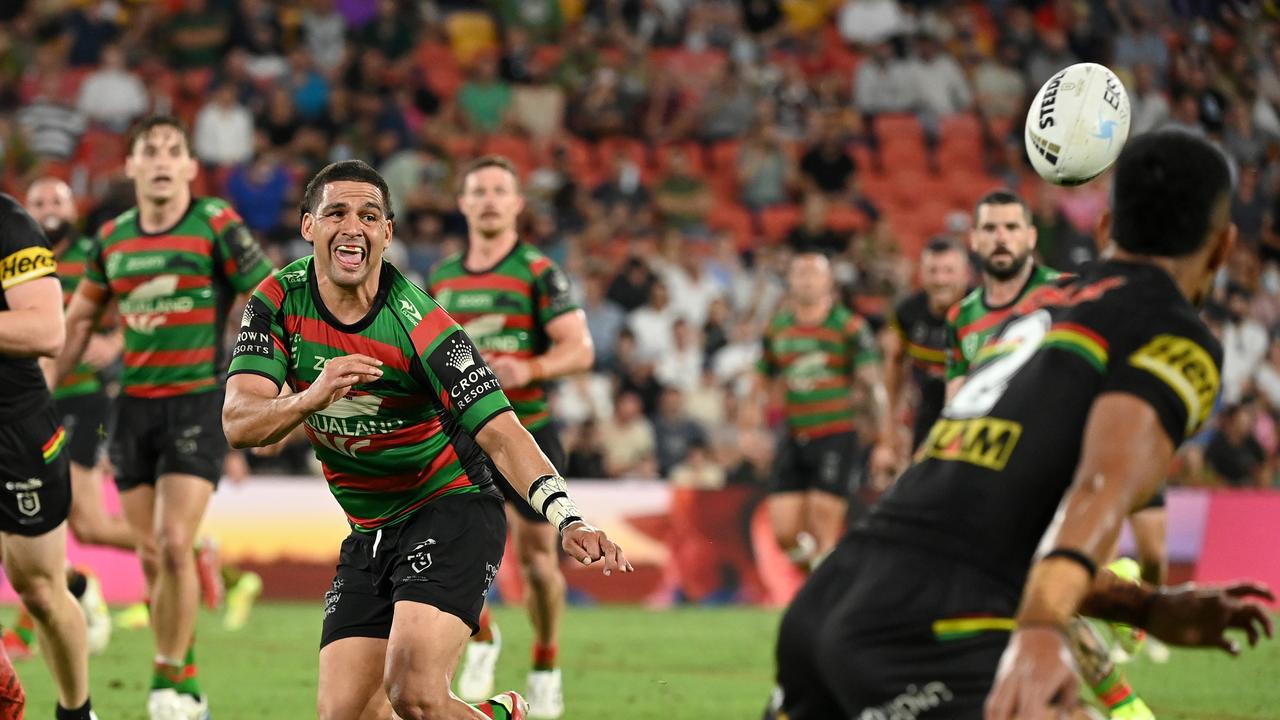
[1024,63,1130,186]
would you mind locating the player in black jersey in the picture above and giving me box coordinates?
[881,238,970,454]
[0,194,94,718]
[769,132,1274,720]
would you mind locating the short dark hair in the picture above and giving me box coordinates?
[974,189,1030,224]
[923,237,963,256]
[300,160,394,220]
[127,115,192,156]
[1111,130,1232,258]
[458,155,521,194]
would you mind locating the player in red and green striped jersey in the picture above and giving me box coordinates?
[942,189,1157,720]
[222,160,629,720]
[430,156,594,718]
[756,252,896,572]
[0,179,128,663]
[54,116,273,720]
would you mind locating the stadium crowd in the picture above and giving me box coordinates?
[2,0,1280,490]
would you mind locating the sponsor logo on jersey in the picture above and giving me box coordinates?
[463,313,507,339]
[309,431,372,458]
[784,351,832,392]
[399,297,422,324]
[232,329,273,358]
[120,274,191,334]
[445,338,476,372]
[0,246,56,289]
[921,417,1023,471]
[1128,334,1219,436]
[318,395,384,419]
[123,255,167,273]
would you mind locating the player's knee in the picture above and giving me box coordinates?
[519,545,561,589]
[155,525,195,574]
[67,511,105,546]
[384,674,450,720]
[12,575,60,624]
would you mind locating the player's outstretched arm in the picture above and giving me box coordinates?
[0,276,63,358]
[475,411,633,576]
[223,354,383,448]
[51,284,107,385]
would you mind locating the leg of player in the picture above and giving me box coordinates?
[317,637,391,720]
[67,460,135,550]
[149,473,214,718]
[767,493,814,569]
[119,484,159,590]
[1129,506,1168,586]
[2,524,90,715]
[803,489,848,568]
[511,511,566,719]
[385,601,526,720]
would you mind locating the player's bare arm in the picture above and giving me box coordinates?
[0,276,64,357]
[879,326,906,433]
[223,353,384,448]
[489,309,593,389]
[51,285,109,386]
[475,411,633,576]
[856,362,897,472]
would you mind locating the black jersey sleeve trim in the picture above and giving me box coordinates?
[470,405,515,437]
[225,368,284,392]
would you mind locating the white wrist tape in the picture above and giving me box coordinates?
[527,474,584,532]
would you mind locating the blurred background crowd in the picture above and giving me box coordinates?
[2,0,1280,491]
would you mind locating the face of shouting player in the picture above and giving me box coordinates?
[126,125,198,207]
[971,202,1036,281]
[458,166,524,240]
[787,253,834,307]
[24,178,77,246]
[303,180,393,291]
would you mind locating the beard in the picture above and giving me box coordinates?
[982,250,1031,281]
[42,219,73,245]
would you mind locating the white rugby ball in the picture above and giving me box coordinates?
[1024,62,1131,186]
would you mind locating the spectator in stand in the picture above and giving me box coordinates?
[799,118,857,197]
[66,0,122,66]
[854,40,915,169]
[690,62,755,143]
[972,42,1026,124]
[76,42,148,132]
[225,147,292,235]
[591,150,651,220]
[1221,283,1270,405]
[301,0,347,73]
[495,0,563,45]
[457,54,512,134]
[738,120,795,210]
[837,0,906,46]
[16,75,85,160]
[193,83,255,167]
[565,419,607,480]
[165,0,229,71]
[1253,334,1280,413]
[607,256,658,312]
[285,48,330,121]
[660,247,725,327]
[1113,3,1171,81]
[1128,63,1171,136]
[582,271,627,368]
[1223,103,1270,169]
[1232,163,1270,251]
[630,279,679,362]
[601,391,657,478]
[1026,27,1078,92]
[655,147,713,233]
[909,32,972,120]
[1205,399,1269,487]
[786,194,848,255]
[356,0,415,61]
[653,387,707,479]
[656,319,705,392]
[703,296,731,359]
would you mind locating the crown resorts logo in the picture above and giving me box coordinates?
[446,338,475,372]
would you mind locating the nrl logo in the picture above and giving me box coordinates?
[6,479,42,517]
[445,339,475,372]
[407,538,436,574]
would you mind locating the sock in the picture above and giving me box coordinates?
[179,643,202,699]
[1092,666,1137,711]
[12,611,35,647]
[475,608,494,643]
[152,649,202,699]
[532,643,557,671]
[66,569,88,600]
[55,699,92,720]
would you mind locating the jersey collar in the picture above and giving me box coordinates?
[309,260,393,333]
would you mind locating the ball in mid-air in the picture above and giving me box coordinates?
[1024,62,1131,186]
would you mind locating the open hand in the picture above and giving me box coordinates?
[561,521,634,577]
[302,354,383,412]
[985,626,1079,720]
[489,355,533,389]
[1145,581,1274,654]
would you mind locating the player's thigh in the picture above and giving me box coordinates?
[318,636,389,720]
[118,484,157,538]
[68,462,107,523]
[1,523,70,588]
[384,601,473,698]
[509,508,558,565]
[767,493,807,542]
[803,489,848,545]
[156,392,227,488]
[154,473,214,545]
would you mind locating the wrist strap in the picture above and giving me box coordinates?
[1043,548,1098,578]
[527,474,584,533]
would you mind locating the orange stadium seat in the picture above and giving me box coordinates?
[482,134,534,176]
[874,113,924,148]
[707,200,755,249]
[417,41,463,98]
[879,139,929,175]
[709,140,742,174]
[759,204,802,243]
[827,206,870,234]
[596,136,651,180]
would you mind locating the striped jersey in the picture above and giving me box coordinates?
[228,257,512,531]
[428,242,578,431]
[0,193,58,422]
[859,261,1220,593]
[889,290,950,440]
[945,264,1064,381]
[81,197,272,398]
[758,302,880,439]
[54,235,104,399]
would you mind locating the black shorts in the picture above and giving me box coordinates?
[0,403,72,536]
[485,423,565,523]
[55,391,110,469]
[110,391,226,491]
[320,492,507,648]
[769,431,859,497]
[773,534,1018,719]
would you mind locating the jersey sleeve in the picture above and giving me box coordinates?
[1102,311,1223,445]
[210,203,273,293]
[0,200,57,292]
[533,258,579,326]
[847,315,880,367]
[227,274,288,390]
[944,304,968,381]
[406,295,513,435]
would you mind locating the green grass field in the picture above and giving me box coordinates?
[10,603,1279,719]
